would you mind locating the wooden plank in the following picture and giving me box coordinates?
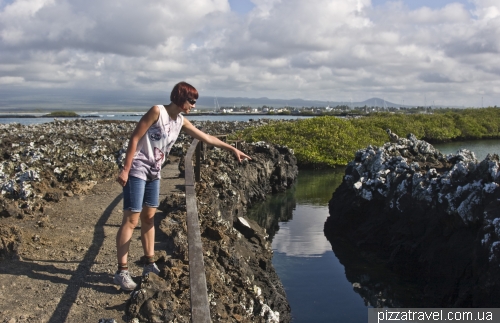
[195,141,201,182]
[227,139,244,150]
[184,137,211,323]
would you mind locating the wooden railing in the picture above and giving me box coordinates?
[184,134,245,322]
[184,136,211,323]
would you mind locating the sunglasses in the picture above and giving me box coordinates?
[187,98,196,105]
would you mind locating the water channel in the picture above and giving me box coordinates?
[247,140,500,323]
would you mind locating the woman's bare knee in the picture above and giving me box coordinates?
[121,211,140,229]
[140,207,156,224]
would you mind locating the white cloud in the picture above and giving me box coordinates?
[0,0,499,108]
[272,205,332,257]
[0,76,24,84]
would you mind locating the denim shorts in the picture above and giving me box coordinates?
[122,176,160,212]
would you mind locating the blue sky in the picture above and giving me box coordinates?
[372,0,474,10]
[0,0,499,109]
[230,0,475,14]
[229,0,255,14]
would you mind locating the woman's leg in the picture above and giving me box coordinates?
[114,176,146,290]
[114,210,141,290]
[141,179,160,259]
[116,210,141,265]
[140,179,161,276]
[117,175,146,266]
[139,206,157,258]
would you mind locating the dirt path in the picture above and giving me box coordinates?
[0,157,184,323]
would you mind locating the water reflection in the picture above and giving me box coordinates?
[247,169,369,323]
[293,168,345,206]
[247,186,296,240]
[326,236,427,308]
[270,169,345,257]
[247,168,344,241]
[272,205,332,257]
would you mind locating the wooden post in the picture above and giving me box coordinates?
[227,140,244,150]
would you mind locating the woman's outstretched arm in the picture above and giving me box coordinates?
[182,118,251,162]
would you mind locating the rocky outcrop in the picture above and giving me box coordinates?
[0,118,277,215]
[128,142,297,323]
[324,131,500,307]
[0,119,137,216]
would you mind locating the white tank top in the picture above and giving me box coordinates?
[129,105,184,180]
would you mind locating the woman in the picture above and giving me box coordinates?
[114,81,251,290]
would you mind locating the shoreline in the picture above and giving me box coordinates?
[0,112,302,117]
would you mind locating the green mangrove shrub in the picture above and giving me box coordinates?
[238,116,386,168]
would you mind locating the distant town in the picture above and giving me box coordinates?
[191,104,496,116]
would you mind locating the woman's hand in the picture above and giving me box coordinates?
[233,149,252,162]
[117,169,129,187]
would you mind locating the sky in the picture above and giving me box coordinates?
[0,0,499,110]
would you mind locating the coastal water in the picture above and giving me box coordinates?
[0,112,311,126]
[433,140,500,161]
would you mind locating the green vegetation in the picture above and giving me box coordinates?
[237,116,385,168]
[353,108,500,141]
[294,169,345,205]
[44,111,80,117]
[235,108,500,168]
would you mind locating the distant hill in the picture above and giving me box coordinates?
[195,96,406,110]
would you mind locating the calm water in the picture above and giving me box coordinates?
[248,169,368,322]
[248,140,500,323]
[434,139,500,160]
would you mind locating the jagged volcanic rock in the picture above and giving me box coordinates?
[0,118,277,216]
[324,131,500,307]
[0,119,136,213]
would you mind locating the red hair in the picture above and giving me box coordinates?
[170,81,198,106]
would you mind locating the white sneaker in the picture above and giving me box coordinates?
[113,270,137,291]
[142,263,160,276]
